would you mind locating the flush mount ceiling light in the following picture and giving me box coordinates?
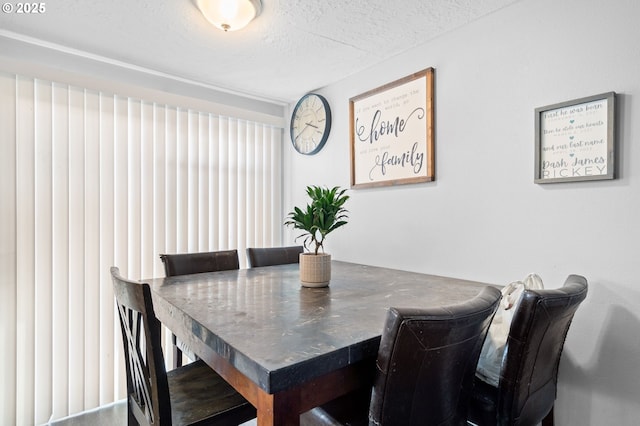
[195,0,262,32]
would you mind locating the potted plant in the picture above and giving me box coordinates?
[284,185,349,287]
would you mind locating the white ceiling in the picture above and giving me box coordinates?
[0,0,519,103]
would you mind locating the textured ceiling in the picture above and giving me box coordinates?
[0,0,519,102]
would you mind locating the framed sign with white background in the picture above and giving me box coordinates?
[349,68,434,189]
[534,92,616,183]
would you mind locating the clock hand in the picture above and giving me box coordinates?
[305,122,319,129]
[295,123,311,141]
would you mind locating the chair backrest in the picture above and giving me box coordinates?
[111,266,170,426]
[246,246,304,267]
[497,274,587,425]
[370,286,502,426]
[159,249,239,277]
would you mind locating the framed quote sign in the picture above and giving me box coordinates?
[535,92,616,183]
[349,68,434,189]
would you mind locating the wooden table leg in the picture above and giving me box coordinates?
[257,388,301,426]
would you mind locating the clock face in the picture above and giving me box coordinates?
[290,93,332,155]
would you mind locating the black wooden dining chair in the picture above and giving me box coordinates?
[467,275,588,426]
[301,286,502,426]
[110,267,256,426]
[159,250,240,368]
[246,245,304,267]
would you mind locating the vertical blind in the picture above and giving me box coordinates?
[0,72,283,425]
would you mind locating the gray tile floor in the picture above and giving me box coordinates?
[47,401,127,426]
[47,401,257,426]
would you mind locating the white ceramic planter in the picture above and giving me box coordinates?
[299,253,331,287]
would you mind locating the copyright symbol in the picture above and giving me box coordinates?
[2,3,13,13]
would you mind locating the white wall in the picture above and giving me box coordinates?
[283,0,640,424]
[0,33,287,126]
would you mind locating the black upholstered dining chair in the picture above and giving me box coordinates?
[160,249,240,277]
[159,250,240,368]
[110,267,256,426]
[467,275,588,426]
[301,286,502,426]
[246,245,304,267]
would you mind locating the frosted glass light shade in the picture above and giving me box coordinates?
[196,0,262,32]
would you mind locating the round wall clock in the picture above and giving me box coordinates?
[290,93,332,155]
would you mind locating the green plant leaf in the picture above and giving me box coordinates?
[284,185,349,254]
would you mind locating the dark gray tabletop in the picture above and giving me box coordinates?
[148,261,492,394]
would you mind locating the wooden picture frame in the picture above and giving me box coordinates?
[535,92,616,183]
[349,68,435,189]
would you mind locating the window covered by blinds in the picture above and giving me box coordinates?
[0,72,283,424]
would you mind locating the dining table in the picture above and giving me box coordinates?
[148,260,493,426]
